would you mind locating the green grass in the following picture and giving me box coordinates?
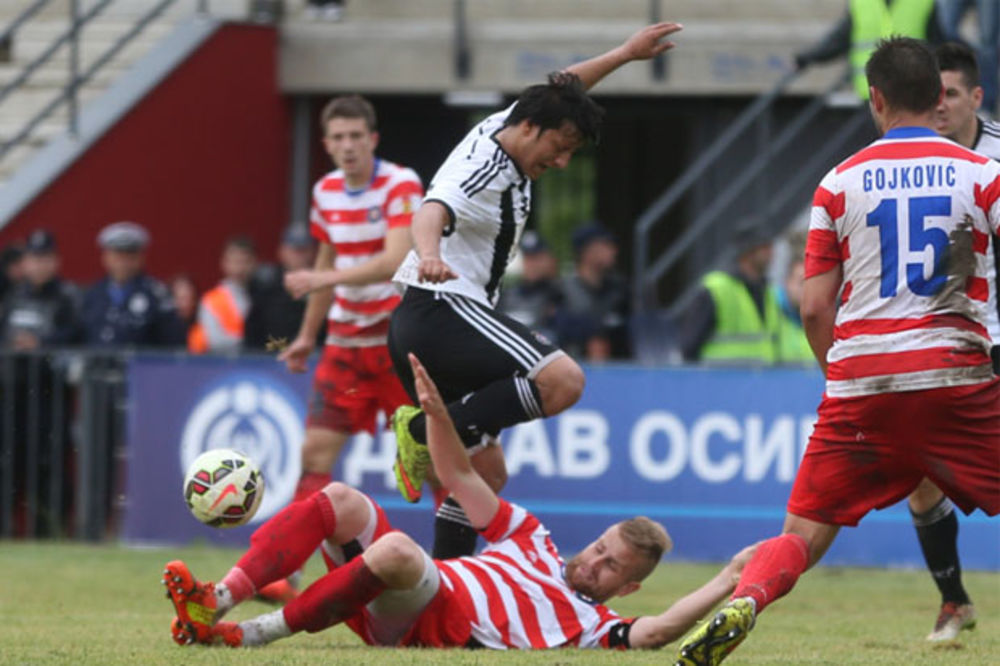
[0,542,997,665]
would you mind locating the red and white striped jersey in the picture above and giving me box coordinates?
[434,499,628,650]
[807,126,1000,397]
[310,158,423,347]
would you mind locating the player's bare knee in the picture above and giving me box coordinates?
[472,443,508,492]
[535,357,585,415]
[908,478,944,514]
[363,532,425,588]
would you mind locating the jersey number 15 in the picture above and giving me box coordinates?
[866,195,950,298]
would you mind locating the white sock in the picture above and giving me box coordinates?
[239,609,292,647]
[214,583,235,619]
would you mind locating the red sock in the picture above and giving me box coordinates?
[224,491,337,602]
[732,533,809,613]
[282,556,385,633]
[293,471,332,504]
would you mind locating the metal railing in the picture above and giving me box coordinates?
[0,350,127,540]
[631,66,868,315]
[0,0,185,161]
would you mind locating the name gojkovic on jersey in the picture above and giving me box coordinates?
[310,159,423,347]
[807,127,1000,397]
[394,105,531,307]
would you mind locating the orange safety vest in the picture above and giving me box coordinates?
[187,283,246,353]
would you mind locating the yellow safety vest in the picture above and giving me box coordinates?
[699,271,778,365]
[849,0,935,98]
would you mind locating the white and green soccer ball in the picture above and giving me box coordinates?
[183,448,265,528]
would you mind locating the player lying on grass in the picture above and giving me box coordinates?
[162,353,757,650]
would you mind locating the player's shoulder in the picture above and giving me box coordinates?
[975,118,1000,162]
[378,159,422,186]
[313,167,345,194]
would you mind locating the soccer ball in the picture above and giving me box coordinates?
[183,449,265,528]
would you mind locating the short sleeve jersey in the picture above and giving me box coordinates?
[972,117,1000,341]
[433,498,630,649]
[310,158,423,346]
[807,126,1000,397]
[393,104,532,307]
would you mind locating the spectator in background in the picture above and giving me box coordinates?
[555,223,631,361]
[81,222,186,347]
[937,0,999,114]
[679,225,776,365]
[497,231,563,345]
[169,273,199,337]
[304,0,345,21]
[189,236,257,354]
[793,0,943,99]
[0,241,25,319]
[772,231,815,365]
[243,226,320,351]
[0,230,80,350]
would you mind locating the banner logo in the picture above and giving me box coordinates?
[180,377,303,523]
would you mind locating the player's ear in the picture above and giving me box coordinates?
[370,131,380,150]
[615,580,642,598]
[972,85,984,110]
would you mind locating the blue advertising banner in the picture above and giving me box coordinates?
[123,356,999,570]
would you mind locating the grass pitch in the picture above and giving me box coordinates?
[0,541,997,665]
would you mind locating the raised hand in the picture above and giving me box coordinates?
[621,21,682,61]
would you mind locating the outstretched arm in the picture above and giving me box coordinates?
[409,353,499,528]
[627,543,758,649]
[566,22,682,91]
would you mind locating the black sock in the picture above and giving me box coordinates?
[912,497,971,605]
[432,497,479,558]
[409,376,543,448]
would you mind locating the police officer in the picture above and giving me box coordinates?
[1,229,81,350]
[81,222,186,347]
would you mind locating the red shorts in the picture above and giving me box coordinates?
[307,344,411,434]
[788,379,1000,526]
[324,494,471,648]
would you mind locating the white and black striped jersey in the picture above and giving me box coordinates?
[394,104,531,307]
[973,117,1000,342]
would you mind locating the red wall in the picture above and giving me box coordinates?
[0,24,291,290]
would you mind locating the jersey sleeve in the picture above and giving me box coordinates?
[975,159,1000,234]
[479,498,538,544]
[423,159,493,229]
[805,170,845,278]
[383,168,425,229]
[309,190,333,245]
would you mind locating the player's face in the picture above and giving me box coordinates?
[935,70,982,139]
[564,525,645,602]
[323,117,378,183]
[521,122,584,180]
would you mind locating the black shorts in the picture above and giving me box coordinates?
[388,287,564,404]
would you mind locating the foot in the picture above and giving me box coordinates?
[675,597,756,666]
[171,617,243,647]
[927,602,976,641]
[162,560,218,644]
[392,405,429,503]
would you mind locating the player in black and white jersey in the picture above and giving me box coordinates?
[896,41,1000,643]
[388,22,682,558]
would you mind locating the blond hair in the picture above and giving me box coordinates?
[617,517,672,581]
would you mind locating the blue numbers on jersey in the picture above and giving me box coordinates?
[865,195,951,298]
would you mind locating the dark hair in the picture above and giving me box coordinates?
[936,41,980,90]
[504,72,605,143]
[865,37,942,113]
[320,94,377,132]
[224,234,256,256]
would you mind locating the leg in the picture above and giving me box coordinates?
[294,427,349,501]
[432,440,508,559]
